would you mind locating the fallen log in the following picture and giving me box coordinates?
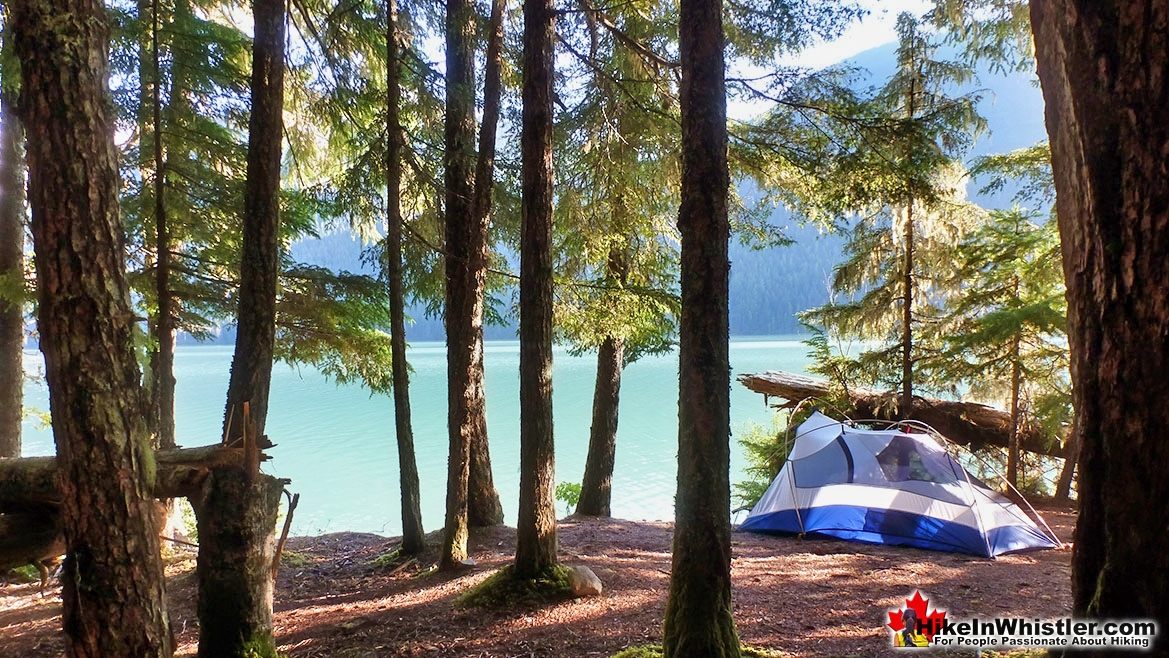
[0,443,262,513]
[738,371,1063,457]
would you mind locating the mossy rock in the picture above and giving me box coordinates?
[611,645,780,658]
[455,564,574,608]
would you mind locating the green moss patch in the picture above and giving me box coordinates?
[611,645,781,658]
[455,564,574,609]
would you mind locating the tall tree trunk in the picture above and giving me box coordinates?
[466,0,507,528]
[440,0,479,569]
[514,0,557,580]
[0,57,24,461]
[222,0,285,441]
[9,2,173,656]
[201,2,286,655]
[1007,333,1022,488]
[661,0,738,652]
[577,247,629,518]
[1032,0,1169,646]
[576,335,623,517]
[386,0,425,555]
[150,0,176,450]
[900,205,914,419]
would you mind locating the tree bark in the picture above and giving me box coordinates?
[207,1,285,652]
[514,0,558,580]
[440,0,479,569]
[576,336,623,517]
[1031,0,1169,646]
[662,0,739,652]
[386,0,425,556]
[150,0,176,450]
[0,57,23,461]
[192,470,283,658]
[465,0,507,528]
[9,1,173,655]
[223,0,285,442]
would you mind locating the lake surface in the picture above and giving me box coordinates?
[20,337,812,536]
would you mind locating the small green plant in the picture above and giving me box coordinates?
[178,499,198,542]
[555,481,581,515]
[280,550,310,568]
[369,548,404,570]
[455,564,574,608]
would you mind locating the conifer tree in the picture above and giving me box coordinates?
[802,13,984,413]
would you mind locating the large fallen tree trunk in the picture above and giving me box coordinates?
[738,371,1063,457]
[0,443,263,512]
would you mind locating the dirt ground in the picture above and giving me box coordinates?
[0,503,1075,657]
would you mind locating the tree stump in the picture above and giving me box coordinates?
[193,469,284,658]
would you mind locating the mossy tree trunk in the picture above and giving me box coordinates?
[514,0,558,580]
[193,471,283,658]
[9,1,173,655]
[661,0,739,651]
[440,0,479,568]
[1032,0,1169,650]
[385,0,425,555]
[465,0,507,528]
[0,48,24,461]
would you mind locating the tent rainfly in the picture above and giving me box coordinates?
[739,411,1061,558]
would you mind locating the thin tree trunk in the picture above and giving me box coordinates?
[514,0,557,580]
[1032,0,1169,648]
[900,205,914,419]
[9,2,173,655]
[465,0,507,528]
[440,0,479,569]
[576,335,623,517]
[577,247,629,517]
[223,0,285,441]
[1054,420,1079,502]
[386,0,425,555]
[150,0,176,450]
[0,60,24,461]
[661,0,738,651]
[1007,333,1022,488]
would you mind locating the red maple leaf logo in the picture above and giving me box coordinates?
[887,590,947,640]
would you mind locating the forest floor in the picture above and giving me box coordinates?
[0,501,1075,658]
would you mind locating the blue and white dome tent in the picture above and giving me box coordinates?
[738,411,1062,558]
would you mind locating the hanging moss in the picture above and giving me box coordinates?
[455,564,574,608]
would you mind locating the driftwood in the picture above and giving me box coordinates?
[738,371,1062,457]
[0,442,268,513]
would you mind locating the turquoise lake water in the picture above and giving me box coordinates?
[19,337,811,536]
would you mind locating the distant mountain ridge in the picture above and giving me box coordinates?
[257,42,1048,343]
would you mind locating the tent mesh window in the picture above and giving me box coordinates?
[874,435,953,483]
